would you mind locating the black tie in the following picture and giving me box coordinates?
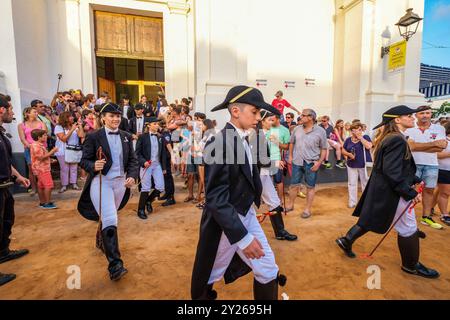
[108,131,120,135]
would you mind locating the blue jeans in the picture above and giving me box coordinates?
[291,162,318,188]
[415,164,439,188]
[24,148,32,165]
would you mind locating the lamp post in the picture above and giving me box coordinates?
[380,8,423,58]
[395,8,423,41]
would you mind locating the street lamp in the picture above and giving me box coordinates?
[380,27,392,58]
[380,8,423,58]
[395,8,423,41]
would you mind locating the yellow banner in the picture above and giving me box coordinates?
[388,40,407,72]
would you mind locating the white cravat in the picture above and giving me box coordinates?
[228,122,252,175]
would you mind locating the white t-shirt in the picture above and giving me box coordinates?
[54,125,80,156]
[438,138,450,171]
[405,123,446,166]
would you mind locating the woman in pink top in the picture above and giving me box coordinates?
[18,107,47,194]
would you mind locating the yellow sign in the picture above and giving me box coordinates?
[388,40,407,72]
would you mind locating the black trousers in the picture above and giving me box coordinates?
[164,166,175,197]
[0,189,15,255]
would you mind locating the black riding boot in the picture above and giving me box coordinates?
[0,272,16,286]
[137,192,148,220]
[335,224,367,258]
[398,231,439,279]
[269,206,297,241]
[162,195,176,207]
[101,226,128,281]
[198,283,218,300]
[158,193,168,201]
[253,274,286,300]
[146,190,161,213]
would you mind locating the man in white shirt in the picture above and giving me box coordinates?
[405,106,447,229]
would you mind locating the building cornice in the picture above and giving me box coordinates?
[337,0,375,14]
[167,1,190,15]
[136,0,190,15]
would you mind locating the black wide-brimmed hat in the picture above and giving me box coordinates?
[373,105,418,130]
[134,103,145,110]
[99,103,122,115]
[145,117,159,125]
[211,85,281,116]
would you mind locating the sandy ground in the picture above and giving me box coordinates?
[0,178,449,300]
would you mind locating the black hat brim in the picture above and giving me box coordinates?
[372,106,419,130]
[211,101,281,116]
[372,120,390,130]
[102,110,122,115]
[145,117,159,125]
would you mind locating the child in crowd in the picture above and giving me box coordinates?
[82,109,97,134]
[30,129,58,209]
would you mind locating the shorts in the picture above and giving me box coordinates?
[186,156,201,174]
[272,169,283,184]
[438,169,450,184]
[37,171,54,189]
[415,164,439,189]
[24,148,32,165]
[291,162,318,188]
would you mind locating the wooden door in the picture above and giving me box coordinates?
[98,77,116,102]
[95,11,164,61]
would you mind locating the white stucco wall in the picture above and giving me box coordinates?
[194,0,337,127]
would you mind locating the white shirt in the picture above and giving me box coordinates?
[228,122,253,174]
[227,122,254,250]
[123,105,130,119]
[405,123,446,166]
[136,117,144,135]
[104,127,124,178]
[149,133,159,163]
[54,125,80,156]
[438,137,450,171]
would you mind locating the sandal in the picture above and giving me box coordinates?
[184,196,194,202]
[301,211,311,219]
[196,203,205,209]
